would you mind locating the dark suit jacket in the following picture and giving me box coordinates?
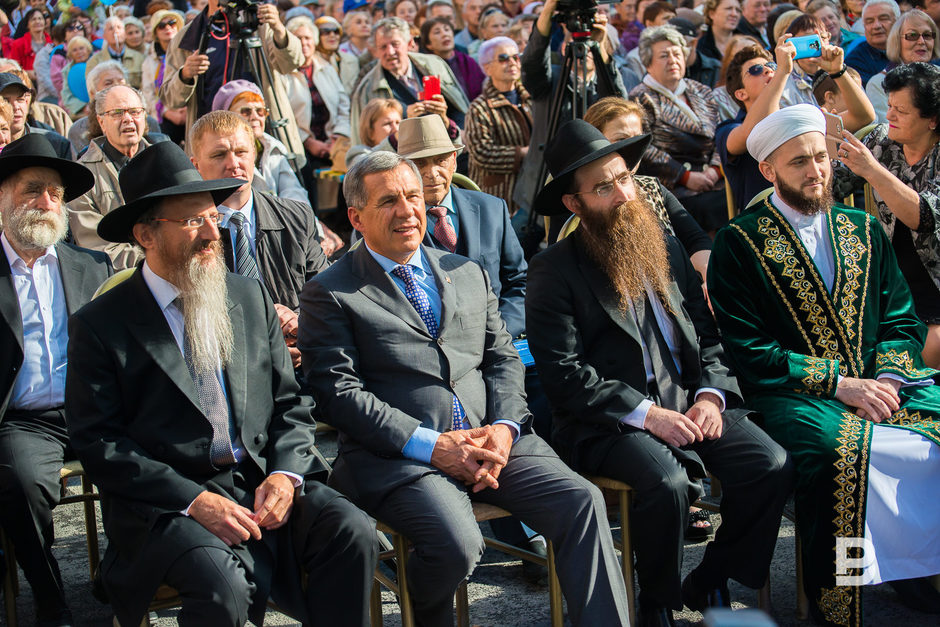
[220,189,328,311]
[735,19,770,49]
[423,187,528,338]
[65,269,326,623]
[0,242,111,419]
[298,244,530,511]
[525,232,743,470]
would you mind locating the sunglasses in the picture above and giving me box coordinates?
[496,52,521,63]
[67,22,85,31]
[239,105,268,118]
[903,31,936,42]
[746,61,777,76]
[319,27,341,34]
[157,19,178,29]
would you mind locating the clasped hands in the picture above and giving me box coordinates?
[644,393,724,448]
[188,472,297,546]
[430,424,514,493]
[836,376,902,423]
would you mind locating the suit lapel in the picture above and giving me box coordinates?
[0,254,23,352]
[425,248,457,332]
[124,270,204,414]
[223,292,247,431]
[452,189,480,260]
[55,244,92,314]
[351,244,431,337]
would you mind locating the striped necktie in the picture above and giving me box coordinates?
[427,205,458,252]
[228,211,260,280]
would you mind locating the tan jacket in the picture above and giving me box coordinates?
[159,14,305,167]
[67,139,153,270]
[86,47,146,89]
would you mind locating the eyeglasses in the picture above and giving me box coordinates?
[319,27,340,34]
[903,31,936,42]
[101,107,145,119]
[151,214,222,228]
[570,173,635,199]
[239,105,268,118]
[746,61,776,76]
[496,52,522,63]
[156,19,178,29]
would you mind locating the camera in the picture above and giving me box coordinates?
[221,0,269,38]
[555,0,618,37]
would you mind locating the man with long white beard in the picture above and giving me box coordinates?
[0,134,112,626]
[708,104,940,626]
[525,119,794,627]
[64,141,377,627]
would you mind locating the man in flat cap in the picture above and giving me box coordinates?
[65,141,376,627]
[0,134,111,626]
[708,104,940,626]
[525,119,793,627]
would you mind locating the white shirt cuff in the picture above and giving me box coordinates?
[877,373,933,388]
[621,398,654,430]
[694,388,726,412]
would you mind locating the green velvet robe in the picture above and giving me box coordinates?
[708,199,940,627]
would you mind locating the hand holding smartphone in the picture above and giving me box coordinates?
[788,34,822,60]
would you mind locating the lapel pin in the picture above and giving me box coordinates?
[445,276,452,284]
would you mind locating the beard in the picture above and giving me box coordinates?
[4,204,68,250]
[577,193,674,316]
[776,173,834,216]
[163,238,234,374]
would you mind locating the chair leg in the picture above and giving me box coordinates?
[81,473,100,579]
[620,489,636,625]
[796,531,809,620]
[455,580,470,627]
[546,541,563,627]
[392,532,415,627]
[758,578,772,612]
[369,578,383,627]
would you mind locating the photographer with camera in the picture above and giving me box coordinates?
[512,0,627,234]
[159,0,305,163]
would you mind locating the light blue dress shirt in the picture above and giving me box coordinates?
[365,243,519,464]
[2,233,68,410]
[425,188,459,242]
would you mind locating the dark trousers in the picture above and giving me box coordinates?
[587,415,794,610]
[0,409,70,618]
[155,470,377,627]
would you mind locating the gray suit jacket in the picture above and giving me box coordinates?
[423,187,527,337]
[298,244,531,511]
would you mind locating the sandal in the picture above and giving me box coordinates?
[686,507,714,542]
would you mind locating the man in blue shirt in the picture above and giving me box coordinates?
[845,0,898,85]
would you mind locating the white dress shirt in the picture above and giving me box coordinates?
[2,233,69,410]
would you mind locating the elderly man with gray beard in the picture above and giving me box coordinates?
[0,134,112,626]
[64,140,377,627]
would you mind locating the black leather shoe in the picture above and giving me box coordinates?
[682,572,732,612]
[637,604,675,627]
[889,577,940,613]
[521,535,548,586]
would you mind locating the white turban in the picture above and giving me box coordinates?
[746,104,827,163]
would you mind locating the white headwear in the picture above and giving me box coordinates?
[746,104,827,163]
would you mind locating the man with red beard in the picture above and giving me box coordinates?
[709,105,940,625]
[0,134,111,627]
[65,141,377,627]
[525,119,794,627]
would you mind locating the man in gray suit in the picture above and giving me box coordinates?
[298,151,629,627]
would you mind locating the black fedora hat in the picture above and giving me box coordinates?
[97,141,245,243]
[533,120,651,216]
[0,134,95,202]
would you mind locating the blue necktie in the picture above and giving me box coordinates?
[391,264,465,431]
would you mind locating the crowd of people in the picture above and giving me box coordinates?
[2,0,940,625]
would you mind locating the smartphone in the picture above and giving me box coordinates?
[420,75,441,101]
[789,34,822,60]
[824,110,844,160]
